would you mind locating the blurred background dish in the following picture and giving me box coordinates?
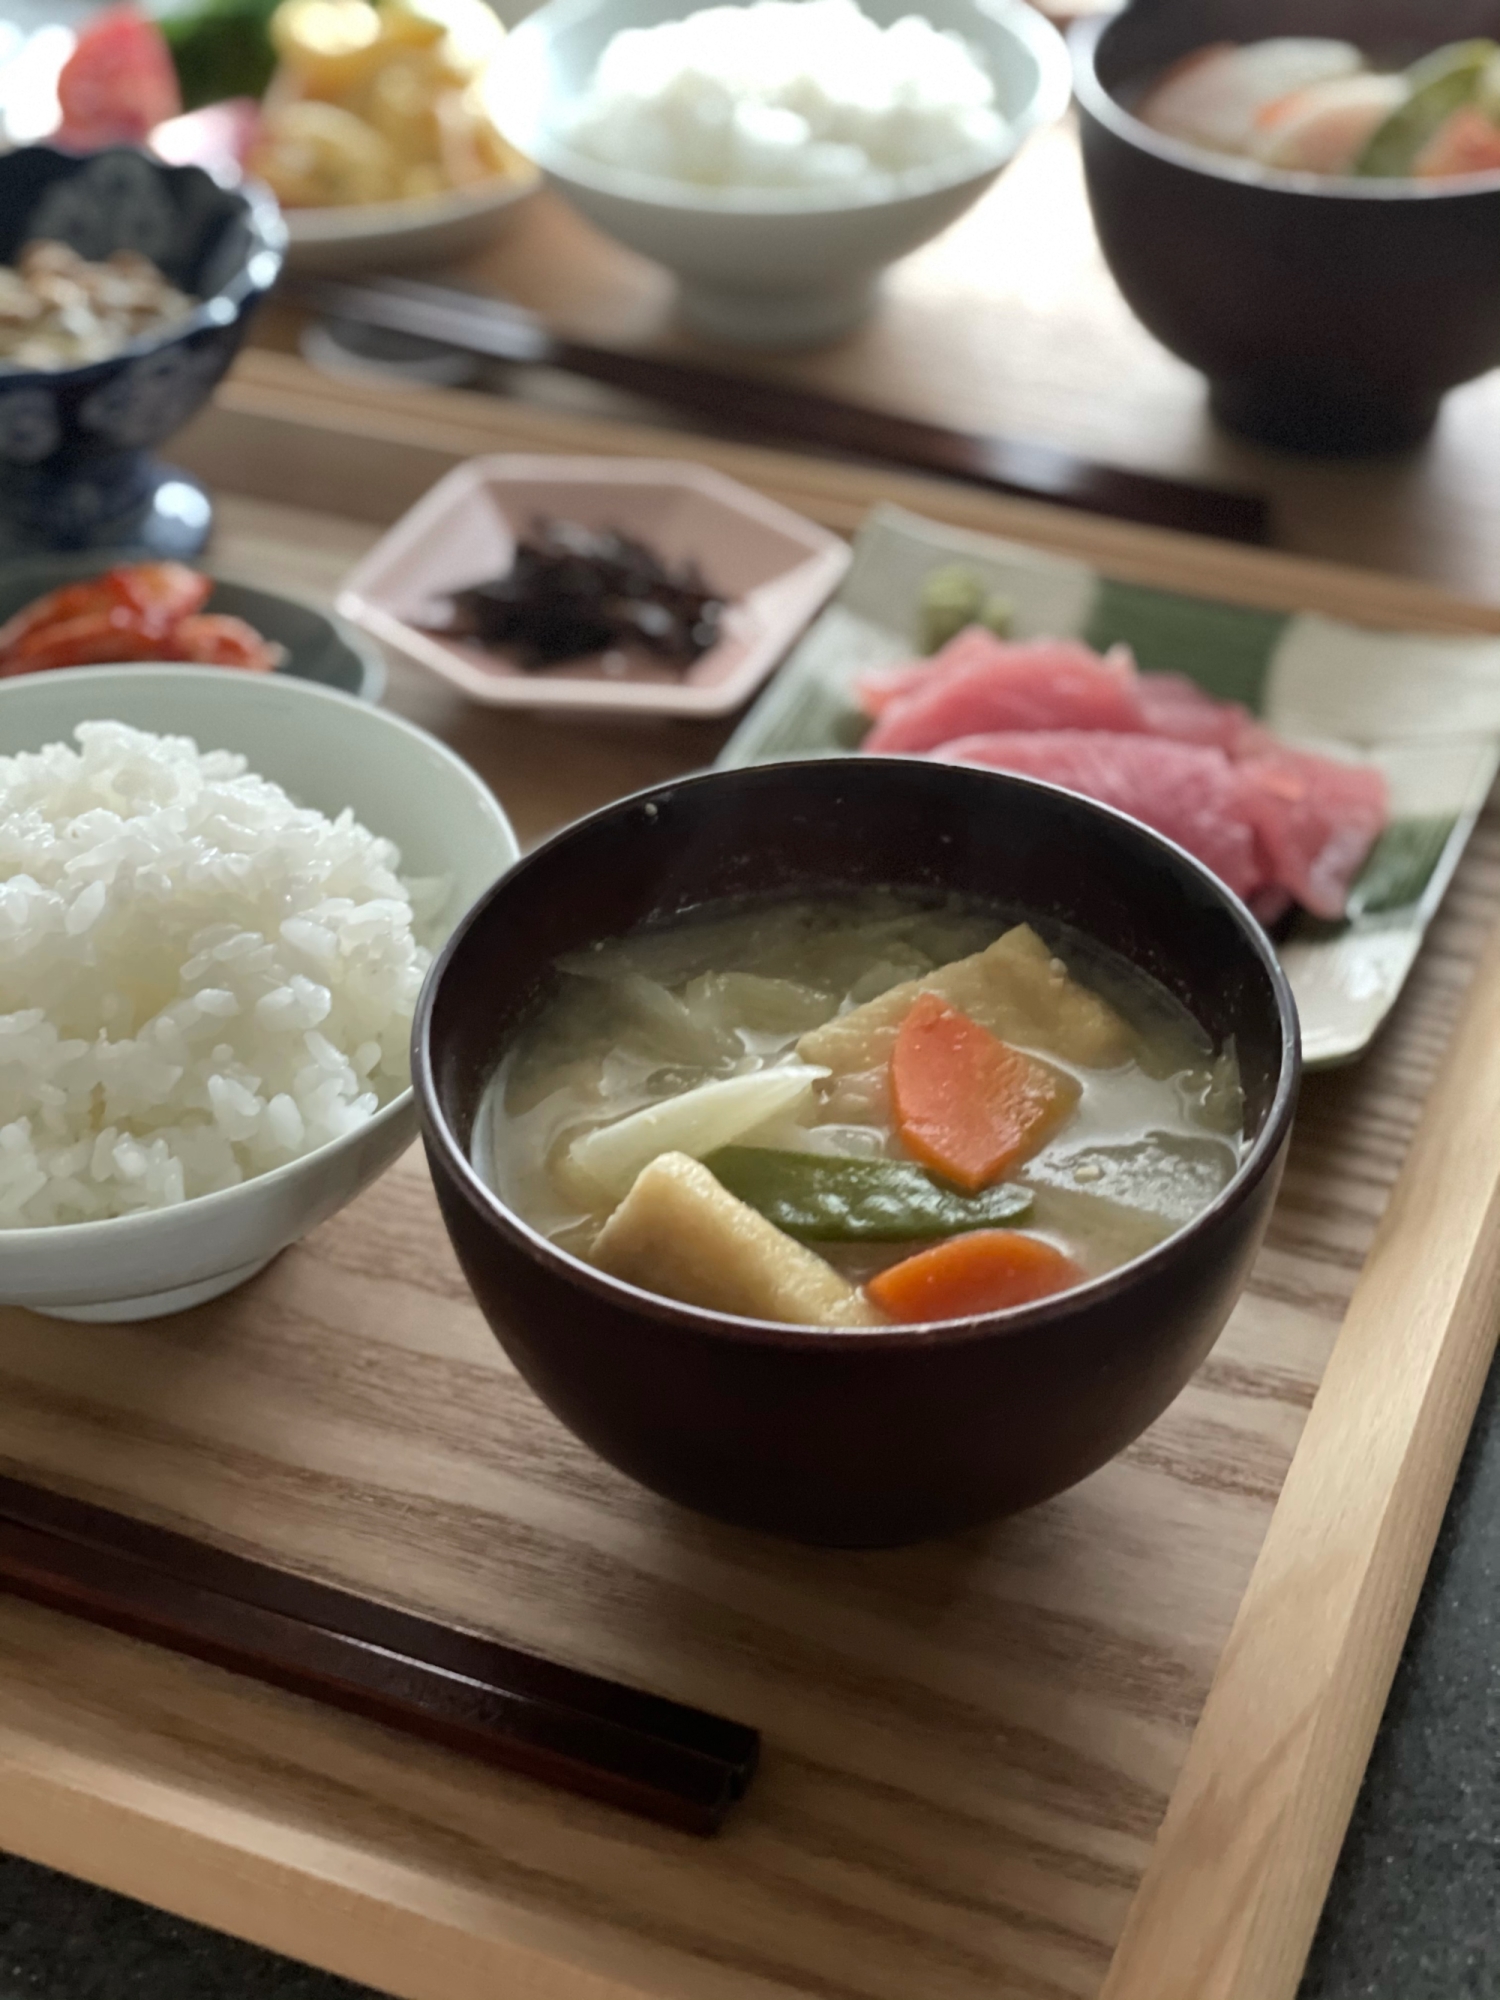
[239,0,543,268]
[1130,34,1500,181]
[1072,0,1500,454]
[488,0,1071,348]
[0,550,385,695]
[0,0,540,274]
[243,0,520,201]
[0,143,282,556]
[277,167,538,270]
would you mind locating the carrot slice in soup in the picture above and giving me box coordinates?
[890,992,1079,1190]
[867,1231,1085,1323]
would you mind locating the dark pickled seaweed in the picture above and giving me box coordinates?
[441,520,725,669]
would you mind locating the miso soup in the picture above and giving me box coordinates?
[476,891,1244,1327]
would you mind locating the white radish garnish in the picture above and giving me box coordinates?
[566,1065,828,1199]
[1138,39,1363,155]
[1252,73,1407,174]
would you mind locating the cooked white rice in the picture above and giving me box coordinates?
[0,720,441,1228]
[562,0,1008,195]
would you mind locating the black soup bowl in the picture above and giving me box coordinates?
[415,758,1300,1547]
[1073,0,1500,455]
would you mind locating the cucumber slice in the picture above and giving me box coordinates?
[1475,50,1500,125]
[1357,40,1497,177]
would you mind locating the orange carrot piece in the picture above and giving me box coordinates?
[866,1230,1085,1323]
[890,992,1079,1191]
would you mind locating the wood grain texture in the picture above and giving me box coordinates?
[1102,919,1500,2000]
[248,123,1500,602]
[280,271,1271,543]
[0,1480,759,1834]
[1,395,1499,2000]
[183,354,1500,637]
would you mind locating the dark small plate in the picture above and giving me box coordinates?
[0,554,384,702]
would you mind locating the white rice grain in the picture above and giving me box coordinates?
[0,720,437,1228]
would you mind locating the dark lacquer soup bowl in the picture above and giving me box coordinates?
[1073,0,1500,455]
[415,758,1299,1546]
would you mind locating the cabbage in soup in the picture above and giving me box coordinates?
[477,892,1244,1327]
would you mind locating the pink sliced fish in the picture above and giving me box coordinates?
[1238,747,1388,921]
[935,731,1267,902]
[851,627,1388,918]
[863,638,1143,753]
[858,633,1274,757]
[1137,672,1276,757]
[856,627,1004,716]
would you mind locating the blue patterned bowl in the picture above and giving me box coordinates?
[0,147,284,558]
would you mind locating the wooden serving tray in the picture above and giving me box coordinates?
[4,352,1500,2000]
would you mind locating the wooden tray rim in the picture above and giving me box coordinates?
[4,353,1500,2000]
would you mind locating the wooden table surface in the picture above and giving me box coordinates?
[5,107,1500,2000]
[261,120,1500,602]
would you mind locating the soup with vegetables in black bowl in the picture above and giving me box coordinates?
[415,757,1298,1545]
[479,893,1245,1330]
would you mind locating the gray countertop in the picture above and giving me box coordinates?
[6,1356,1500,2000]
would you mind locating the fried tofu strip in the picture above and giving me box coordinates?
[796,924,1131,1078]
[593,1152,884,1328]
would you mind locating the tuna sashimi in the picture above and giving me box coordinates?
[1238,747,1388,921]
[1137,672,1274,757]
[850,623,1388,917]
[863,637,1143,753]
[857,627,1005,716]
[935,731,1267,902]
[857,633,1274,757]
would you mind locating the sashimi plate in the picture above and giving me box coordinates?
[717,505,1500,1067]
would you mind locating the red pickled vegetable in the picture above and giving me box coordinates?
[890,993,1078,1191]
[866,1231,1085,1322]
[0,563,279,676]
[55,6,181,151]
[0,609,171,673]
[114,560,212,630]
[168,613,283,671]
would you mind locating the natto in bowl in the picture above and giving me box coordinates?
[0,146,283,557]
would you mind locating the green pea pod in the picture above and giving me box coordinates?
[704,1146,1034,1242]
[1357,40,1497,177]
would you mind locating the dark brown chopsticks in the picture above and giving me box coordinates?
[284,274,1270,547]
[0,1472,757,1833]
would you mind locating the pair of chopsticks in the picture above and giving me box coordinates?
[284,274,1270,547]
[0,1471,758,1833]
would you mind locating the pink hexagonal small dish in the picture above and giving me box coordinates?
[336,454,850,718]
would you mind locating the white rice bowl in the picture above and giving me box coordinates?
[561,0,1011,196]
[0,719,444,1228]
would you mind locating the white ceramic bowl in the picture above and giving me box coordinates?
[488,0,1071,347]
[282,169,542,275]
[0,667,518,1323]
